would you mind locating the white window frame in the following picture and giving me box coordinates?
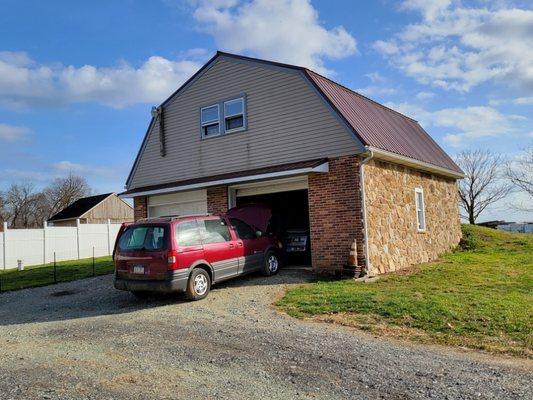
[200,104,220,138]
[415,187,426,232]
[223,97,246,134]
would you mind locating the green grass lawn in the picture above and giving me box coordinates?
[0,256,114,292]
[277,225,533,357]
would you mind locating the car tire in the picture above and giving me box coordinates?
[262,250,281,276]
[186,268,211,300]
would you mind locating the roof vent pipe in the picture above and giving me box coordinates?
[152,106,166,157]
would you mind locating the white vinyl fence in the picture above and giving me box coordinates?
[0,220,122,270]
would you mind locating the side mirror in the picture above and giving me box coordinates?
[255,230,263,238]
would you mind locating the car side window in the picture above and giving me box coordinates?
[176,220,202,247]
[230,218,256,240]
[199,218,232,243]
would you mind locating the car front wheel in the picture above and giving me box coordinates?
[186,268,211,300]
[262,250,280,276]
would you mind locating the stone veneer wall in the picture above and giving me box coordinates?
[363,159,461,275]
[133,196,148,221]
[308,155,366,274]
[207,187,228,215]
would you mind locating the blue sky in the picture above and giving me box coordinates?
[0,0,531,221]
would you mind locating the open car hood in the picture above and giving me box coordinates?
[226,204,272,232]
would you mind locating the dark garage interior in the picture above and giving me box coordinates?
[236,189,311,265]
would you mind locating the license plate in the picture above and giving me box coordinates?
[133,265,145,274]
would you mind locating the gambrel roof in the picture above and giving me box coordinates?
[125,51,462,189]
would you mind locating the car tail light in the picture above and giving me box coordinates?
[167,250,179,270]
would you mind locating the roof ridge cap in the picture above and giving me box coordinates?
[304,69,419,123]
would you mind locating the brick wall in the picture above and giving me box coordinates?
[308,155,365,274]
[207,186,228,215]
[133,196,148,221]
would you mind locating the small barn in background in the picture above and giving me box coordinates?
[47,193,133,227]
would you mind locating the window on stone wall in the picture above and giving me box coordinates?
[415,188,426,231]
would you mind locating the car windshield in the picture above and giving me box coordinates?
[118,225,167,251]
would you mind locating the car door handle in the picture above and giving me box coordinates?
[229,243,235,249]
[237,242,243,247]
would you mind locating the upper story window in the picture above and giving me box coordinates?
[201,104,220,137]
[200,95,246,139]
[224,98,245,133]
[415,188,426,232]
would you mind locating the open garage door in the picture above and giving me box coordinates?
[230,177,311,265]
[148,190,207,218]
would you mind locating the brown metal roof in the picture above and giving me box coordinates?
[304,70,462,174]
[121,158,328,196]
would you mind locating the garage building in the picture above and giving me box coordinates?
[121,52,463,276]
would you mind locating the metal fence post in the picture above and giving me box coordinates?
[76,218,81,260]
[53,252,57,283]
[3,221,7,270]
[43,220,47,266]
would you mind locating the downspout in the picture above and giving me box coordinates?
[359,146,374,276]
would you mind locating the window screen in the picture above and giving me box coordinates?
[415,189,426,231]
[224,98,244,132]
[201,104,220,137]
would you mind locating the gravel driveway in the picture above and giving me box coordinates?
[0,269,531,400]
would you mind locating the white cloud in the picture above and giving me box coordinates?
[374,3,533,92]
[415,91,435,101]
[514,96,533,105]
[356,71,396,97]
[373,40,399,56]
[0,168,49,183]
[400,0,452,21]
[365,72,385,83]
[0,51,202,108]
[52,161,116,177]
[0,123,30,142]
[190,0,357,75]
[386,102,527,146]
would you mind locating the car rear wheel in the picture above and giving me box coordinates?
[262,250,280,276]
[186,268,211,300]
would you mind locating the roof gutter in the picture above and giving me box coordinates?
[367,146,465,179]
[120,162,329,198]
[359,147,374,276]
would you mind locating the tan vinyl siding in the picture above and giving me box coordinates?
[129,58,363,189]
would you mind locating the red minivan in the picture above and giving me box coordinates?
[113,207,281,300]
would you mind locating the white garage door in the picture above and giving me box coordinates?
[229,176,308,207]
[148,189,207,218]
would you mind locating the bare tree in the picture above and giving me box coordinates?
[455,150,513,224]
[43,173,92,217]
[0,192,8,226]
[1,174,92,228]
[505,147,533,211]
[3,182,44,228]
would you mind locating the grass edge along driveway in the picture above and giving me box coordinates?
[276,225,533,358]
[0,256,114,292]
